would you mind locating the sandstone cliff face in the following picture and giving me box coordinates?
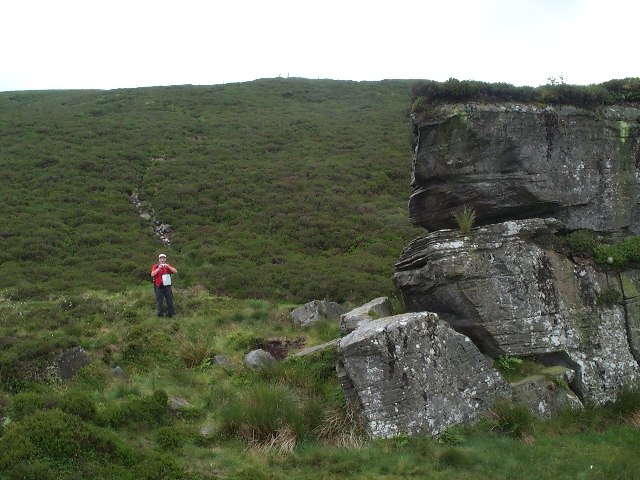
[393,218,640,406]
[340,101,640,439]
[410,103,640,233]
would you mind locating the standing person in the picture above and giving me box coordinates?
[151,253,177,317]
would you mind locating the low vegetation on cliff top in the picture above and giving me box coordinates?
[411,77,640,113]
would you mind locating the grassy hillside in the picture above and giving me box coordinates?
[1,290,639,479]
[2,79,640,479]
[0,79,419,303]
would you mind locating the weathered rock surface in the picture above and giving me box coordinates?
[213,355,233,368]
[337,312,510,438]
[244,349,276,370]
[47,346,91,380]
[290,300,346,327]
[510,366,583,419]
[394,218,640,405]
[410,103,640,233]
[292,338,339,357]
[169,396,191,411]
[620,270,640,360]
[340,297,393,335]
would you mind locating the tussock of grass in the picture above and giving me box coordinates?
[452,205,476,234]
[315,402,367,449]
[488,399,536,438]
[176,334,211,368]
[624,411,640,427]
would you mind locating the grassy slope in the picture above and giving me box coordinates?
[0,290,638,479]
[0,79,419,302]
[1,79,639,479]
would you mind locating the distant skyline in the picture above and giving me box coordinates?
[1,0,637,92]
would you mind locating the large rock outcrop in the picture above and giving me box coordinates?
[393,218,640,405]
[337,312,510,438]
[410,103,640,233]
[341,100,640,438]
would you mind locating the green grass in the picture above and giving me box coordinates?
[552,230,640,270]
[1,290,639,479]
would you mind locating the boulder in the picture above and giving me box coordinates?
[213,355,232,368]
[290,300,346,327]
[169,396,191,411]
[337,312,510,438]
[244,349,276,370]
[510,366,583,419]
[340,297,393,335]
[49,346,91,380]
[292,338,339,357]
[200,425,215,438]
[394,218,640,405]
[410,103,640,233]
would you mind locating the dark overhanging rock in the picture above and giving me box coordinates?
[409,103,640,234]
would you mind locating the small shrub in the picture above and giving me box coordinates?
[176,334,211,368]
[73,361,110,390]
[218,383,304,445]
[438,425,466,446]
[132,451,184,480]
[594,244,628,267]
[608,386,640,417]
[58,390,97,421]
[20,409,89,459]
[494,355,523,373]
[0,391,8,417]
[437,446,475,469]
[2,459,58,480]
[9,392,52,421]
[489,399,536,438]
[156,425,188,450]
[98,390,170,428]
[594,236,640,268]
[0,426,36,470]
[559,229,599,254]
[452,206,476,234]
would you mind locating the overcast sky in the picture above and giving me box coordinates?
[1,0,637,92]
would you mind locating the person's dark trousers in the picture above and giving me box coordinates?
[154,285,175,317]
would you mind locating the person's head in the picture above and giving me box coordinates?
[158,253,167,264]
